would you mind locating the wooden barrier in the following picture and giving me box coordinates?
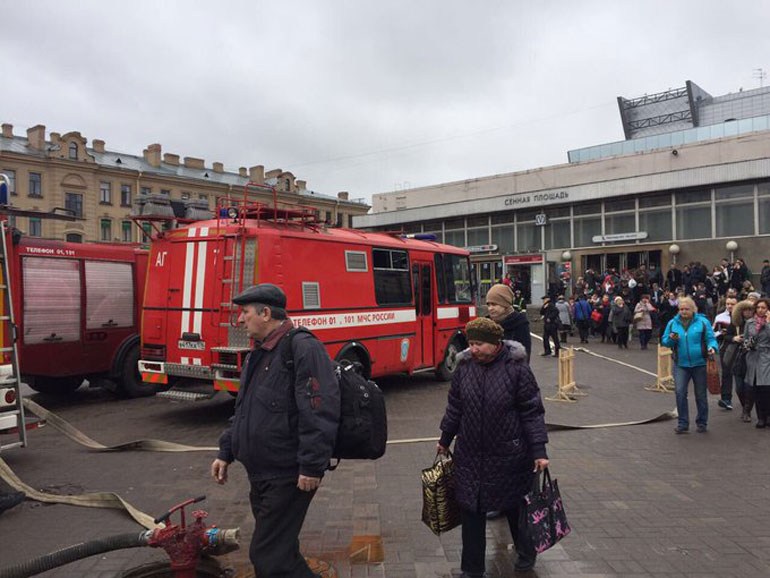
[546,347,586,402]
[645,345,675,393]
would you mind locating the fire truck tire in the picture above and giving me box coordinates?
[436,339,462,382]
[28,376,83,395]
[117,345,162,398]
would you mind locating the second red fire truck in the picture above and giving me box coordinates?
[137,186,475,394]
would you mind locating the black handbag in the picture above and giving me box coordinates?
[721,342,739,370]
[733,347,748,379]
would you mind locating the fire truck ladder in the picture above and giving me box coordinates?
[0,218,27,451]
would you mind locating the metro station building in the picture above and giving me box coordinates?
[355,81,770,304]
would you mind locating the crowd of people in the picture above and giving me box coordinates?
[535,258,770,352]
[524,257,770,436]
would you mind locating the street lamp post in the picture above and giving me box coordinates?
[726,240,738,263]
[669,244,680,266]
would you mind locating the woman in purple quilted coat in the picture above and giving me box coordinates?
[438,317,550,577]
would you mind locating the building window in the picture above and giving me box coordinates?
[573,201,601,215]
[325,210,332,223]
[65,192,83,217]
[759,184,770,234]
[545,220,571,250]
[491,225,515,254]
[198,193,208,201]
[140,186,152,196]
[517,223,541,252]
[121,184,132,206]
[639,209,672,242]
[122,221,133,242]
[336,212,343,227]
[639,192,671,208]
[160,189,170,196]
[29,217,42,237]
[676,189,710,204]
[716,199,754,237]
[348,214,354,228]
[604,199,636,213]
[2,170,15,195]
[7,215,15,228]
[181,191,191,200]
[467,227,489,247]
[142,222,152,242]
[604,213,635,236]
[676,205,712,240]
[444,230,465,248]
[100,182,112,204]
[68,142,78,160]
[66,233,83,243]
[574,216,601,247]
[100,219,112,241]
[29,172,42,197]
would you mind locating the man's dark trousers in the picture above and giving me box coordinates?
[543,326,560,355]
[249,477,317,578]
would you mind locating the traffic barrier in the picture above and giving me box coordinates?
[645,345,675,393]
[546,347,586,403]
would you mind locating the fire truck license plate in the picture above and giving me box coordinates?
[178,340,206,350]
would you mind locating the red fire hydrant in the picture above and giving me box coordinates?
[147,496,239,578]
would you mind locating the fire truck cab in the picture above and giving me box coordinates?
[138,187,475,394]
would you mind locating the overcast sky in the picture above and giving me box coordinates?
[2,1,768,205]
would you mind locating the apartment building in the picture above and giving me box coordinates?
[0,123,369,242]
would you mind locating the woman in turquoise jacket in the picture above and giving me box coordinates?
[662,296,718,434]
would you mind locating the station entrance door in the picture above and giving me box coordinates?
[582,249,661,274]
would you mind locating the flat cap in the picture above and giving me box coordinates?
[232,283,287,309]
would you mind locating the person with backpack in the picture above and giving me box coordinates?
[211,283,340,578]
[573,294,593,344]
[437,317,549,576]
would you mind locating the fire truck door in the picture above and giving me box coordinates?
[411,262,434,368]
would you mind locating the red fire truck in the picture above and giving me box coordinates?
[0,231,149,397]
[137,186,475,394]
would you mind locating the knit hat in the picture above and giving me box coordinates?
[465,317,504,345]
[486,284,514,308]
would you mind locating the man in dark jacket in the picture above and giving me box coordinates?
[485,283,532,362]
[666,264,682,292]
[438,318,549,576]
[211,283,340,578]
[540,297,561,357]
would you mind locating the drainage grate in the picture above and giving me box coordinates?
[156,390,215,402]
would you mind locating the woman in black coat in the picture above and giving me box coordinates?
[485,283,532,362]
[438,318,549,576]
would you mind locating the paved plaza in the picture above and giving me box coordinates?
[1,335,769,577]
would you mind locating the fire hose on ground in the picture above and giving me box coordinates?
[0,496,239,578]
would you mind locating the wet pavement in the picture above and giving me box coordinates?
[1,332,769,577]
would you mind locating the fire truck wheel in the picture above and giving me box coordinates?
[28,376,84,395]
[436,339,461,382]
[117,345,162,398]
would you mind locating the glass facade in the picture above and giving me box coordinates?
[568,114,770,163]
[393,179,770,252]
